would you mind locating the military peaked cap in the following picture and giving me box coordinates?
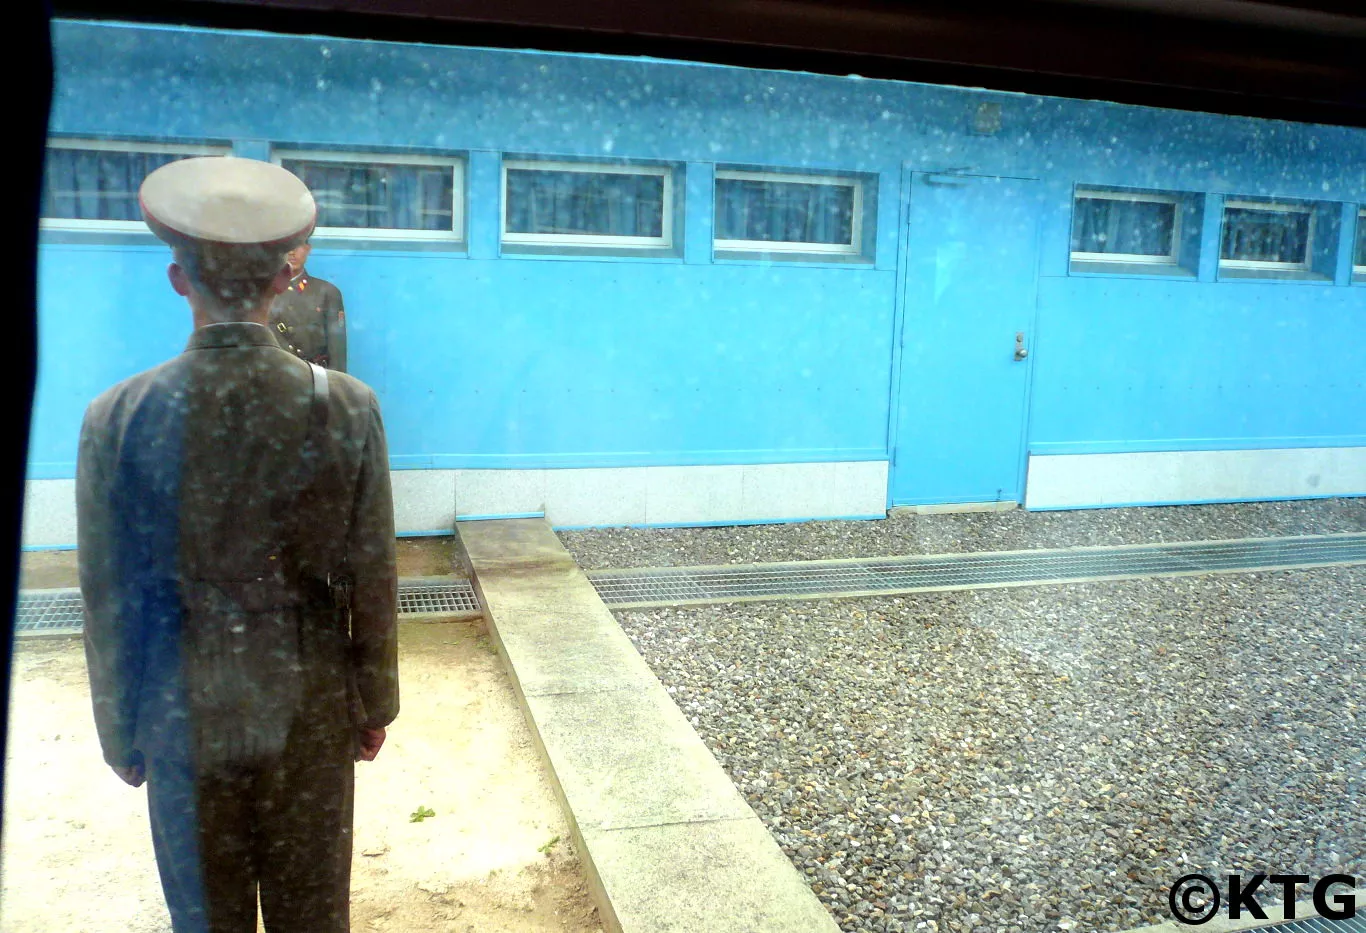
[139,156,316,279]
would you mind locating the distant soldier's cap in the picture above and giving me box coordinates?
[139,156,316,279]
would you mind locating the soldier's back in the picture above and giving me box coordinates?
[86,323,382,585]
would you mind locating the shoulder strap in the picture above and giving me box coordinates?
[294,360,329,509]
[281,362,330,583]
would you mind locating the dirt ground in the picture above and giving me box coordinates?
[0,621,601,933]
[19,537,462,591]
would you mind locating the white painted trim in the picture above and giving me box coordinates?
[41,138,233,233]
[1025,447,1366,510]
[714,169,862,254]
[456,461,888,527]
[272,149,465,241]
[1070,187,1181,265]
[390,470,458,534]
[1219,198,1315,271]
[21,461,890,547]
[21,480,77,549]
[891,501,1018,515]
[501,159,674,249]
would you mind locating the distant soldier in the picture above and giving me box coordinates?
[269,242,348,372]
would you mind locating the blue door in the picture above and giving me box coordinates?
[890,173,1041,507]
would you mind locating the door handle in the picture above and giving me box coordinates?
[1014,332,1029,361]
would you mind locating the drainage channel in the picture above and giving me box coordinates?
[587,533,1366,609]
[12,579,481,637]
[1252,917,1365,932]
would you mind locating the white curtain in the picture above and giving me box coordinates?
[505,169,664,238]
[1073,197,1175,257]
[44,149,182,221]
[284,160,453,231]
[715,178,854,246]
[1221,207,1310,264]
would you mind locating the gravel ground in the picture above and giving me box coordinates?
[559,498,1366,570]
[615,567,1364,933]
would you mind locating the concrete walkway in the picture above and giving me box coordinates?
[458,518,839,933]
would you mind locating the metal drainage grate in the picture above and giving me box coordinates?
[13,580,481,636]
[397,581,481,617]
[14,589,85,636]
[1249,915,1365,932]
[588,533,1366,609]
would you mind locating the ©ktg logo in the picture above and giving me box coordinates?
[1168,873,1357,925]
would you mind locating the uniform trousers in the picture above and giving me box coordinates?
[146,714,355,933]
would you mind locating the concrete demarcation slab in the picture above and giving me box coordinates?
[458,517,579,574]
[458,518,839,933]
[581,817,843,932]
[494,608,658,698]
[523,687,752,832]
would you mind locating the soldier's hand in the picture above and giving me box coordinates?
[112,762,145,787]
[357,726,386,762]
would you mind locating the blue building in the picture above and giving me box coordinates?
[25,18,1366,547]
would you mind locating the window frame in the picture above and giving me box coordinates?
[1219,198,1315,272]
[40,138,232,233]
[272,149,466,242]
[713,169,864,256]
[1069,188,1182,266]
[500,159,674,250]
[1354,208,1366,277]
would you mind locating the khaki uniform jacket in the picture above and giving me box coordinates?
[77,323,397,769]
[269,270,347,372]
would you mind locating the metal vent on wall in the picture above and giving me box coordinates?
[588,534,1366,609]
[14,580,481,636]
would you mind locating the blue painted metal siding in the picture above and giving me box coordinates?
[33,19,1366,503]
[1030,277,1366,454]
[348,255,895,468]
[31,245,190,478]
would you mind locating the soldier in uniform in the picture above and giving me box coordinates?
[77,156,398,933]
[269,242,348,372]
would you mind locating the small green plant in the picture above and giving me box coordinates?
[409,806,436,823]
[537,834,561,855]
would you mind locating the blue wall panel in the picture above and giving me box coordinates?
[32,239,895,473]
[30,246,190,477]
[343,255,895,467]
[1030,277,1366,453]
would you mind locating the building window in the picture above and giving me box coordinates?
[714,170,862,255]
[277,151,463,240]
[41,139,230,231]
[501,160,672,249]
[1071,189,1180,264]
[1220,200,1313,270]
